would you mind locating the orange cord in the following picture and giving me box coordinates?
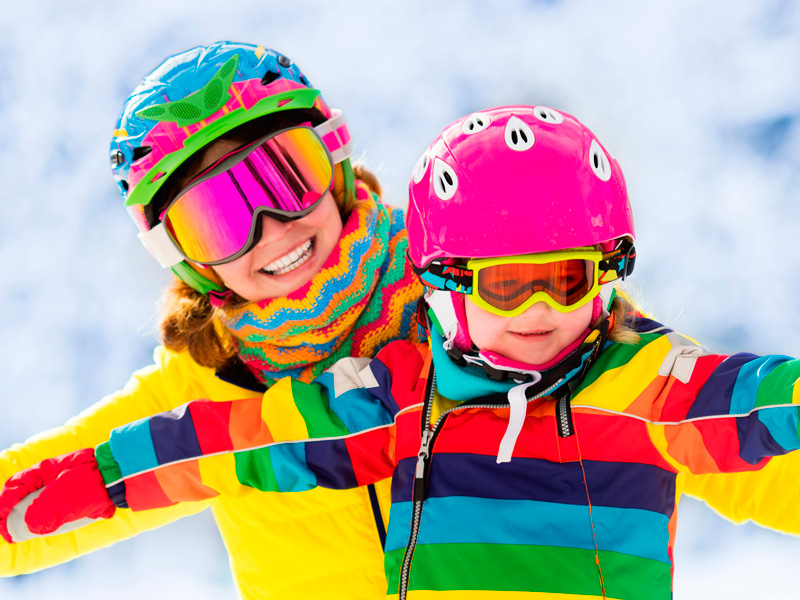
[575,426,607,599]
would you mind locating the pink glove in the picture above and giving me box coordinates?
[0,448,116,543]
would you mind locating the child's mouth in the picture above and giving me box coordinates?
[511,330,552,339]
[261,238,315,276]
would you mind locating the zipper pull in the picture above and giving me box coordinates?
[414,428,433,500]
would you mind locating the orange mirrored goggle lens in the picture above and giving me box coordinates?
[476,259,595,311]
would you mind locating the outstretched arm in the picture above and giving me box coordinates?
[666,350,800,533]
[682,456,800,534]
[0,341,428,541]
[0,347,236,572]
[649,346,800,473]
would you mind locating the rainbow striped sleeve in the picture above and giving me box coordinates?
[656,350,800,471]
[96,341,428,511]
[576,324,800,474]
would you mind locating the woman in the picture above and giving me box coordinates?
[0,41,422,599]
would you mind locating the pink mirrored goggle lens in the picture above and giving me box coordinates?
[164,127,333,265]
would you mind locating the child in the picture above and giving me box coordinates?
[0,41,422,599]
[4,105,800,599]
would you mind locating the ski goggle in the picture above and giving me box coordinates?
[158,126,334,265]
[415,249,604,316]
[466,250,602,316]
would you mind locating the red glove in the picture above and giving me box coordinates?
[0,448,116,543]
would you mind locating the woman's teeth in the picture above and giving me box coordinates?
[262,239,314,275]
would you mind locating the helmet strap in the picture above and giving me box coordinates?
[341,158,357,207]
[600,283,618,313]
[441,310,611,392]
[171,261,225,295]
[423,290,459,344]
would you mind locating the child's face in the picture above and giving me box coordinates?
[464,296,594,365]
[179,138,344,302]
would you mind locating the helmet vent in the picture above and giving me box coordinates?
[533,106,564,124]
[461,112,491,134]
[219,59,237,79]
[432,158,458,200]
[169,102,202,122]
[412,149,431,184]
[204,80,224,111]
[261,69,280,86]
[504,116,535,151]
[589,139,611,181]
[132,146,152,162]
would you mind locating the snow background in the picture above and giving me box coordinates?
[1,1,799,597]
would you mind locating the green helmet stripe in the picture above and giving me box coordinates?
[171,262,224,295]
[341,158,356,206]
[125,87,322,207]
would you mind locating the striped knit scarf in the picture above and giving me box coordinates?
[221,182,422,386]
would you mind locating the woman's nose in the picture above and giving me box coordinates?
[255,213,295,247]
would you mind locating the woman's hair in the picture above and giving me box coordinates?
[158,161,382,369]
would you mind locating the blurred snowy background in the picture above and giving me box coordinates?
[1,1,799,598]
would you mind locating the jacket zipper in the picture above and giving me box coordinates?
[556,395,574,437]
[397,374,566,598]
[398,370,437,600]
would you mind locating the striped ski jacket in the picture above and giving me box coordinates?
[95,317,800,599]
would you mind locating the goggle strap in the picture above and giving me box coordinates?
[412,262,473,294]
[565,320,610,396]
[313,109,354,164]
[598,241,636,284]
[449,313,611,387]
[139,222,184,268]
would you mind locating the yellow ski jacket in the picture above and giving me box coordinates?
[0,346,391,599]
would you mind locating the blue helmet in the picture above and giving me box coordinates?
[109,41,355,293]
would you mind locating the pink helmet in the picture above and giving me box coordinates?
[407,105,634,268]
[407,105,635,372]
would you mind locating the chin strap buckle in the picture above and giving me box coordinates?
[208,289,233,308]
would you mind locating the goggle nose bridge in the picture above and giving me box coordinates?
[229,198,322,258]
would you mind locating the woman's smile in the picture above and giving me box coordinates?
[260,237,316,276]
[212,191,343,302]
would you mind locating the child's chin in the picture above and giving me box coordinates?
[502,349,556,368]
